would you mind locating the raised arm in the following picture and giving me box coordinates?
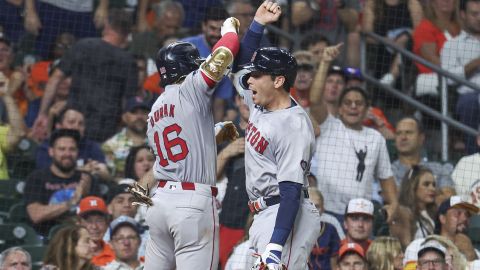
[2,93,26,150]
[309,44,343,125]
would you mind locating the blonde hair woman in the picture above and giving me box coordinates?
[366,236,404,270]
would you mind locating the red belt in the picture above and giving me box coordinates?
[157,180,218,197]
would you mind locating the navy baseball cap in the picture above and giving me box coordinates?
[124,96,150,113]
[110,215,141,238]
[434,195,479,233]
[344,67,363,81]
[107,183,131,204]
[327,65,346,79]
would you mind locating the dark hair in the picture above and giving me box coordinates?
[300,32,331,50]
[54,105,83,128]
[338,86,370,107]
[203,6,229,22]
[459,0,480,11]
[108,8,133,37]
[399,165,437,238]
[396,116,425,134]
[124,145,151,180]
[49,129,81,147]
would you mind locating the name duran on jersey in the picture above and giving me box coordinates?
[149,103,176,128]
[245,122,269,155]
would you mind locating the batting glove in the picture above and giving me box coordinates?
[252,244,287,270]
[215,121,239,145]
[221,17,240,36]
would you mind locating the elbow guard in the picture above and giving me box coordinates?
[200,46,235,82]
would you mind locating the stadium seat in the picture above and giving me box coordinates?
[468,215,480,243]
[0,223,43,250]
[0,179,23,212]
[9,202,29,223]
[20,244,46,270]
[47,223,67,242]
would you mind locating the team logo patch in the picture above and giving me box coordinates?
[159,66,167,74]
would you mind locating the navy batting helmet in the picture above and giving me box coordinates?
[240,47,298,91]
[156,42,203,88]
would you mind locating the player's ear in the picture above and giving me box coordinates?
[273,75,286,90]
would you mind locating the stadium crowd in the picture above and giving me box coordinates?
[0,0,479,269]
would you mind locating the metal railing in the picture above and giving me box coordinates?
[360,31,480,161]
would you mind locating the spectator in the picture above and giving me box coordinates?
[292,0,361,66]
[107,184,138,222]
[291,50,316,109]
[412,0,460,97]
[0,38,28,116]
[24,32,76,122]
[310,79,398,223]
[322,65,346,116]
[435,195,479,261]
[225,0,255,38]
[300,32,331,64]
[34,9,138,142]
[426,235,469,269]
[102,97,149,179]
[362,0,422,85]
[0,71,27,179]
[309,186,345,270]
[182,6,233,122]
[216,94,248,269]
[41,225,97,270]
[124,145,155,181]
[35,106,107,173]
[399,165,437,242]
[336,243,368,270]
[25,61,72,130]
[441,0,480,155]
[0,246,32,270]
[415,240,449,270]
[342,198,374,252]
[77,196,115,267]
[24,129,94,236]
[104,216,143,270]
[452,134,480,207]
[131,0,185,59]
[23,0,107,58]
[392,116,456,200]
[366,236,404,270]
[341,67,396,140]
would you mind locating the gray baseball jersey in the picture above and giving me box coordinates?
[147,71,217,186]
[242,90,316,200]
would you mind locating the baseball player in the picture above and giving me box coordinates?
[234,48,321,269]
[128,18,240,270]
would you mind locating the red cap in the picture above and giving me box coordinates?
[338,243,366,260]
[77,196,108,217]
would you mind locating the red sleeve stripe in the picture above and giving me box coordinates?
[212,32,239,56]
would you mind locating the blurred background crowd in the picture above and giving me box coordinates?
[0,0,479,269]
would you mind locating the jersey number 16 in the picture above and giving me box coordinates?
[153,124,189,167]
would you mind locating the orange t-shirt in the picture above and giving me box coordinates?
[27,61,51,98]
[362,107,395,132]
[91,240,115,267]
[143,73,164,95]
[412,19,458,74]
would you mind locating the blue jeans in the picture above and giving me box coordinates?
[456,92,480,154]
